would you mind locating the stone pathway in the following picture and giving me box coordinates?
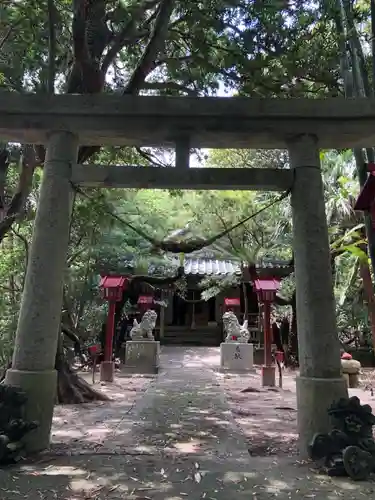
[0,347,375,499]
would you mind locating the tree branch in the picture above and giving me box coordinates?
[215,211,241,256]
[124,0,175,95]
[61,323,81,350]
[0,148,9,214]
[0,145,39,243]
[11,227,29,285]
[0,22,19,51]
[141,81,198,95]
[67,0,105,94]
[0,284,21,293]
[101,0,160,74]
[135,147,169,167]
[71,0,89,65]
[47,0,57,94]
[67,246,86,266]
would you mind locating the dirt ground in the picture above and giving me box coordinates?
[50,371,154,455]
[217,367,375,457]
[1,348,375,499]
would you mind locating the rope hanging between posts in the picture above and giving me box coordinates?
[72,173,294,255]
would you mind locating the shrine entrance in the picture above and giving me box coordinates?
[0,94,360,456]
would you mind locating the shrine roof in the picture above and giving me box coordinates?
[184,257,241,276]
[145,256,292,277]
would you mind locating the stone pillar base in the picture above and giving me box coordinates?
[123,340,160,374]
[4,368,58,453]
[220,342,254,372]
[100,361,115,382]
[261,365,276,387]
[296,375,348,458]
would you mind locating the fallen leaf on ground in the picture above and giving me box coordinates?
[194,472,202,483]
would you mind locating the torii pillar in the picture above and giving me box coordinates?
[4,131,79,452]
[288,134,347,456]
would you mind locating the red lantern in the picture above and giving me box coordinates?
[224,297,240,314]
[224,298,240,307]
[138,294,154,314]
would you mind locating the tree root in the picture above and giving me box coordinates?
[56,358,110,404]
[1,358,110,405]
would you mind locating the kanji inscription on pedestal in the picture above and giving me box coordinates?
[234,346,242,359]
[220,342,254,372]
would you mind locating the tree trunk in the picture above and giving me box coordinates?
[272,322,283,351]
[288,291,298,363]
[241,282,248,323]
[274,293,298,365]
[279,316,290,367]
[332,0,375,279]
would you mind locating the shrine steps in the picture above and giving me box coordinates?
[159,327,221,346]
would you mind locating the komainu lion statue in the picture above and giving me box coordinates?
[223,311,250,343]
[130,310,158,341]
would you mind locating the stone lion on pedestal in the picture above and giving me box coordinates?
[223,311,250,343]
[130,310,158,341]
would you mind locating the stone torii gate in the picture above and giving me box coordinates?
[2,94,372,456]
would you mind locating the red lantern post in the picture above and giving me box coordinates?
[99,275,128,382]
[254,278,280,387]
[354,163,375,349]
[354,163,375,218]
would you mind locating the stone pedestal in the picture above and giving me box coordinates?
[124,340,160,374]
[4,132,78,453]
[261,365,276,387]
[100,361,115,382]
[220,342,254,372]
[296,376,348,458]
